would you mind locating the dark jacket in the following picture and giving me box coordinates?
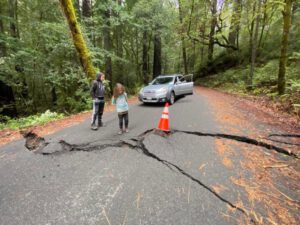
[91,73,105,99]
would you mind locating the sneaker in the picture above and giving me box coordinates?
[118,130,123,135]
[125,129,129,133]
[91,125,98,130]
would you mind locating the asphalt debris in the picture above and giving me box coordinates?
[21,130,48,151]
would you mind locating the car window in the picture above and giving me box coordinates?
[152,77,174,85]
[179,76,186,82]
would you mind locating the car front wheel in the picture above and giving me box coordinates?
[168,92,175,105]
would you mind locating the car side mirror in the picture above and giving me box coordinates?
[148,82,152,85]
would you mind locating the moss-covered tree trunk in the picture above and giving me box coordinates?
[278,0,294,95]
[59,0,96,79]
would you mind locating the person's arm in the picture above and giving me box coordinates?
[111,96,116,105]
[90,81,96,99]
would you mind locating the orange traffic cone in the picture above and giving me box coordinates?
[157,102,170,132]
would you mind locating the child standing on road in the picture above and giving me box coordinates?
[112,83,129,135]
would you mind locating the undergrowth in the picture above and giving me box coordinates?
[197,60,300,117]
[0,110,65,131]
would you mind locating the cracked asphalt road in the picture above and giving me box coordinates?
[0,92,299,225]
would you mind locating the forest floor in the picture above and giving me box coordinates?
[195,87,300,134]
[0,97,138,147]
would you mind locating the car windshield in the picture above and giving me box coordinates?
[151,77,174,85]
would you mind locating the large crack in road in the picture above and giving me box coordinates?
[171,130,299,159]
[21,128,300,224]
[22,128,299,159]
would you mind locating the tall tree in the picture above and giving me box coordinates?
[114,0,124,84]
[248,0,262,89]
[178,0,188,74]
[82,0,92,18]
[228,0,242,49]
[59,0,96,79]
[82,0,93,42]
[247,1,255,63]
[103,1,113,92]
[142,30,149,84]
[8,0,19,38]
[208,0,217,62]
[153,31,162,77]
[278,0,294,94]
[0,0,6,56]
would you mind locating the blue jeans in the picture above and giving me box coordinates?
[91,98,105,126]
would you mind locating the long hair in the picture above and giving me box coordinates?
[113,83,125,99]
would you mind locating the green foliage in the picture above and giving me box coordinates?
[0,0,299,121]
[0,110,64,130]
[253,60,278,87]
[197,59,300,117]
[287,79,300,92]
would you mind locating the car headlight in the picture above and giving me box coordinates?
[156,87,168,95]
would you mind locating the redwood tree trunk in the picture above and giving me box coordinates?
[103,2,113,92]
[208,0,217,62]
[228,0,242,48]
[178,0,188,74]
[153,32,162,78]
[142,30,149,84]
[115,0,124,84]
[0,3,6,56]
[248,0,262,89]
[8,0,19,38]
[82,0,92,18]
[278,0,294,94]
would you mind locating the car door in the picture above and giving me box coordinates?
[179,74,194,95]
[173,76,183,96]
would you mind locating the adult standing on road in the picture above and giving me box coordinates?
[90,72,105,130]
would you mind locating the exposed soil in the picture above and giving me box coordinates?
[0,97,138,147]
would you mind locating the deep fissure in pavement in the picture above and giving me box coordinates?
[134,137,254,221]
[23,128,298,159]
[269,134,300,138]
[171,130,299,159]
[21,128,299,224]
